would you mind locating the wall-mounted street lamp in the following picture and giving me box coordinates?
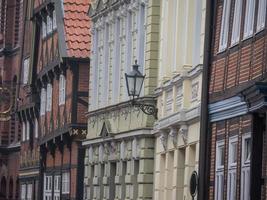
[125,60,158,119]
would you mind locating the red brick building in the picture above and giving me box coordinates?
[199,0,267,199]
[0,0,24,199]
[16,0,91,199]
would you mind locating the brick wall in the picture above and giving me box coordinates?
[208,115,252,200]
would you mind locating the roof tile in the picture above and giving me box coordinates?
[63,0,91,59]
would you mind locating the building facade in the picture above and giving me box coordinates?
[152,0,206,200]
[0,0,24,199]
[204,0,267,199]
[17,0,91,199]
[83,0,160,199]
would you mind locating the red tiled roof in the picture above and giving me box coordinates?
[63,0,91,59]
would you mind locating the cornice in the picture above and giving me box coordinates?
[155,64,203,96]
[209,96,248,122]
[153,104,201,131]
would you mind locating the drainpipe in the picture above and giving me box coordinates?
[197,0,216,199]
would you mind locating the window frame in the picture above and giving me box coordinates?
[62,172,70,194]
[231,0,242,46]
[59,74,66,105]
[256,0,267,32]
[219,0,232,52]
[243,0,256,39]
[23,58,30,84]
[46,84,52,112]
[40,88,46,116]
[215,140,225,200]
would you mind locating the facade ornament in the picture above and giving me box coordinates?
[132,137,139,158]
[110,140,117,154]
[179,124,188,144]
[104,143,110,155]
[120,140,126,160]
[159,132,167,151]
[169,127,178,146]
[89,146,94,163]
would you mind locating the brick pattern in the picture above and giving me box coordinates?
[209,0,267,100]
[208,115,252,200]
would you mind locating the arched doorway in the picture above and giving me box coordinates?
[8,178,13,199]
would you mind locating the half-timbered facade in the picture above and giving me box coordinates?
[0,0,24,199]
[204,0,267,199]
[83,0,160,199]
[17,0,91,199]
[152,0,206,199]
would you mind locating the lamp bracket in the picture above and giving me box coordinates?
[132,97,158,119]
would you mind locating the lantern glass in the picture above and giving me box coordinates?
[125,61,145,98]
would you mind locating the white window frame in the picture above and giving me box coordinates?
[219,0,232,51]
[43,174,52,200]
[21,184,27,200]
[34,118,38,138]
[23,58,30,84]
[47,15,52,34]
[243,0,256,39]
[227,136,238,200]
[62,172,70,194]
[257,0,267,32]
[59,74,66,105]
[137,3,146,74]
[40,88,46,116]
[101,23,109,106]
[165,89,173,115]
[42,20,47,38]
[240,133,251,200]
[46,84,52,112]
[91,29,99,110]
[26,121,30,141]
[112,17,121,104]
[22,122,26,141]
[215,140,225,200]
[27,184,32,200]
[231,0,242,45]
[54,175,60,200]
[52,10,57,30]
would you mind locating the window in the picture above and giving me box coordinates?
[21,184,26,200]
[91,30,99,110]
[101,23,109,106]
[22,122,26,141]
[43,175,52,200]
[34,118,38,138]
[42,21,46,38]
[112,17,121,103]
[227,136,238,200]
[138,4,146,73]
[52,10,57,30]
[27,184,32,200]
[215,140,224,200]
[46,84,52,112]
[244,0,256,39]
[257,0,267,32]
[219,0,231,51]
[54,175,60,200]
[26,121,30,140]
[126,11,132,71]
[59,74,66,105]
[165,89,172,115]
[23,58,30,84]
[231,0,242,45]
[62,172,70,194]
[241,133,251,200]
[40,88,46,115]
[47,15,52,34]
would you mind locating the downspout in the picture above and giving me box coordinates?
[197,0,215,199]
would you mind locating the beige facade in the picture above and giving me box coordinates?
[153,0,206,200]
[83,0,160,199]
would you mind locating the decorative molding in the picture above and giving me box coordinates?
[178,124,188,144]
[169,127,178,146]
[209,96,248,122]
[159,132,167,151]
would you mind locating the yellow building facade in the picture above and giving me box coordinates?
[83,0,160,199]
[153,0,206,199]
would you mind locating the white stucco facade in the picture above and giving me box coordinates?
[153,0,206,199]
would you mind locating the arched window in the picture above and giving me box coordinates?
[0,176,7,198]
